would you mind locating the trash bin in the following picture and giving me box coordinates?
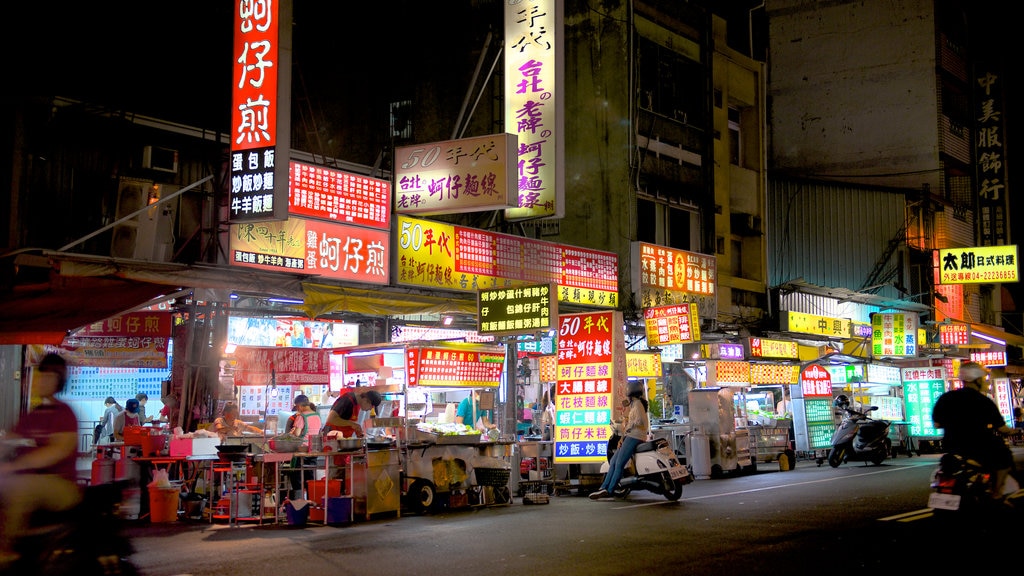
[284,499,310,527]
[149,487,180,523]
[182,496,207,520]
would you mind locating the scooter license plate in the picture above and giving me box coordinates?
[928,491,960,511]
[668,465,689,480]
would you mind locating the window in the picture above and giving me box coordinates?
[637,198,696,251]
[728,106,741,166]
[389,100,412,139]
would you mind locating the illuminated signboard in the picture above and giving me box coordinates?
[781,311,851,338]
[396,215,618,307]
[748,337,799,359]
[288,161,391,230]
[705,360,750,386]
[704,342,744,360]
[634,242,718,323]
[554,310,626,464]
[901,366,945,438]
[232,346,331,388]
[229,0,291,223]
[871,313,919,357]
[748,364,799,385]
[504,0,564,220]
[229,217,389,284]
[643,303,700,346]
[478,283,556,336]
[971,350,1007,367]
[973,65,1009,246]
[226,316,360,348]
[800,364,832,398]
[626,352,663,378]
[61,311,173,368]
[405,344,505,388]
[394,133,519,216]
[938,245,1018,284]
[939,323,970,345]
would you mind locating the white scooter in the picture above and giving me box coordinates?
[600,435,693,500]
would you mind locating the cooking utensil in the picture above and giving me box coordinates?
[335,437,365,451]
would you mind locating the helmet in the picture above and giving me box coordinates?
[958,361,989,383]
[833,394,850,409]
[626,380,645,397]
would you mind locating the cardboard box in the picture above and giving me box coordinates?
[169,437,220,457]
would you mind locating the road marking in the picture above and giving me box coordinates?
[879,509,933,522]
[680,465,926,501]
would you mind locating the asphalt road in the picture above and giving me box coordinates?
[120,452,1023,576]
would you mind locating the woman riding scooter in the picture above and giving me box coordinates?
[590,380,650,500]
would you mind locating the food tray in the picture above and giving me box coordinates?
[474,467,511,487]
[428,432,481,445]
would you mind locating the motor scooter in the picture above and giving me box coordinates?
[821,396,891,468]
[600,435,692,500]
[928,451,1024,521]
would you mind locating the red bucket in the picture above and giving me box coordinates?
[123,426,147,446]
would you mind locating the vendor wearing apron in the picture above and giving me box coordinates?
[323,389,382,438]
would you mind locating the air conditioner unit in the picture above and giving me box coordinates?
[110,178,177,261]
[142,145,179,173]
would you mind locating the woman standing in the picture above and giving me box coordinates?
[590,380,650,500]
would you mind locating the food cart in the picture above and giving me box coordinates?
[331,341,514,515]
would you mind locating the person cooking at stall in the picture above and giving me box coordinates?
[213,403,263,441]
[323,389,383,438]
[113,398,142,442]
[456,389,498,433]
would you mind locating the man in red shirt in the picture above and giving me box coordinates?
[0,353,83,567]
[324,389,383,438]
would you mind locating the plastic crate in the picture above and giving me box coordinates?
[474,467,510,487]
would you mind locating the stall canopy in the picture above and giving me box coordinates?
[0,275,175,345]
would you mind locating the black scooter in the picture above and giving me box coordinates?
[820,397,892,468]
[4,480,139,576]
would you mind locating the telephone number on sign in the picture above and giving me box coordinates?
[941,269,1018,282]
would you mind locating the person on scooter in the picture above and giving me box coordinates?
[932,361,1020,499]
[0,352,83,568]
[590,379,650,500]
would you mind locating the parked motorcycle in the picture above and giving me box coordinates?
[4,479,139,576]
[822,395,892,468]
[601,435,693,500]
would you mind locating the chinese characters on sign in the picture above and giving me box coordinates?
[939,323,970,346]
[970,350,1007,367]
[504,0,563,220]
[781,311,851,338]
[478,283,556,336]
[973,66,1009,246]
[229,0,291,223]
[636,242,718,323]
[871,313,919,357]
[748,337,799,359]
[642,303,700,346]
[937,245,1018,284]
[405,346,505,388]
[229,217,389,284]
[554,311,625,464]
[396,215,618,307]
[901,367,945,438]
[62,311,173,368]
[288,161,391,229]
[394,134,519,216]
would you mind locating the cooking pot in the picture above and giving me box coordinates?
[334,437,365,451]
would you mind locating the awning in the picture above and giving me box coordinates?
[970,323,1024,350]
[298,282,477,319]
[0,275,176,345]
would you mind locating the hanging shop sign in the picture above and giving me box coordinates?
[939,322,970,345]
[938,245,1018,284]
[229,216,390,283]
[781,311,851,339]
[634,242,718,324]
[404,344,505,388]
[748,364,799,385]
[396,215,618,307]
[866,364,902,385]
[229,0,291,223]
[59,311,173,368]
[238,384,294,418]
[227,316,360,348]
[971,350,1007,367]
[871,313,920,357]
[704,360,750,387]
[973,65,1009,245]
[994,378,1014,425]
[288,161,391,230]
[643,303,700,345]
[394,133,519,216]
[516,333,556,354]
[748,337,799,359]
[538,354,557,382]
[703,342,744,360]
[901,366,946,438]
[626,352,663,378]
[478,283,556,336]
[554,310,626,464]
[232,346,332,387]
[800,363,834,450]
[391,325,495,344]
[503,0,563,220]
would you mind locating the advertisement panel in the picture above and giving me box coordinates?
[937,245,1018,284]
[901,366,946,438]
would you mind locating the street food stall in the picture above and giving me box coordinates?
[332,341,515,515]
